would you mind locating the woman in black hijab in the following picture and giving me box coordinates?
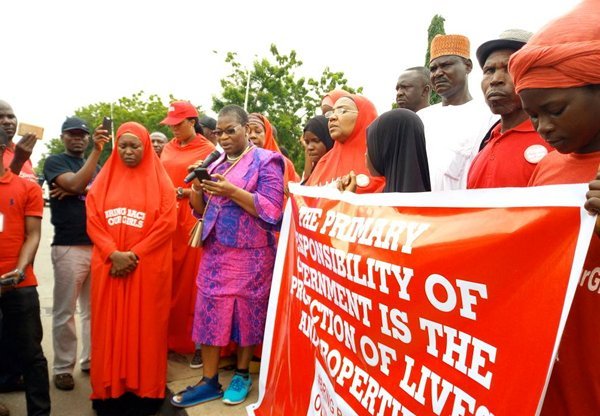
[301,115,334,184]
[338,109,430,192]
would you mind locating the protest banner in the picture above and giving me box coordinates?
[248,184,595,416]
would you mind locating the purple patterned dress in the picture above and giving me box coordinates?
[192,146,285,346]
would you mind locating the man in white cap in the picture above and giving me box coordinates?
[418,34,499,191]
[468,29,553,189]
[150,131,168,157]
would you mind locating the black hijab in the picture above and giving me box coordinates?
[366,109,430,193]
[303,115,333,151]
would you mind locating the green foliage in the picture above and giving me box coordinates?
[425,14,446,105]
[212,44,362,173]
[36,91,179,173]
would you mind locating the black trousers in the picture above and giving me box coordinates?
[0,287,50,416]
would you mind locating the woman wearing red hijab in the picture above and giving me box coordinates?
[320,89,351,114]
[245,113,298,366]
[160,101,216,359]
[86,122,177,415]
[248,113,299,188]
[306,94,385,193]
[301,89,352,180]
[509,1,600,413]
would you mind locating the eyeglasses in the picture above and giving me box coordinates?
[324,108,358,119]
[213,125,241,138]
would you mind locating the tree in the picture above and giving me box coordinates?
[212,44,362,173]
[36,91,179,173]
[425,14,446,105]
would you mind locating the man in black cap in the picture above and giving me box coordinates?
[199,115,217,146]
[467,29,552,189]
[43,117,108,391]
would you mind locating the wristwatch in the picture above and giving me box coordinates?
[15,269,25,284]
[176,187,184,199]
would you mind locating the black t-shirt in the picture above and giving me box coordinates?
[43,153,100,246]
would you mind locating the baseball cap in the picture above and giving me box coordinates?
[61,116,90,134]
[199,115,217,130]
[160,101,199,126]
[476,29,533,68]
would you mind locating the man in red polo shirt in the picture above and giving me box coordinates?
[467,29,553,189]
[0,126,50,415]
[0,100,39,183]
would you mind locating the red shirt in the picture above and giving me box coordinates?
[0,169,43,287]
[529,151,600,415]
[467,118,553,189]
[2,142,38,184]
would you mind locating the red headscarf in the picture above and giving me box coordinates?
[306,94,385,193]
[249,113,300,184]
[87,122,176,257]
[509,0,600,93]
[86,122,177,399]
[321,89,351,109]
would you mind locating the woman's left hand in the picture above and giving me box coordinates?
[337,170,357,193]
[200,174,237,198]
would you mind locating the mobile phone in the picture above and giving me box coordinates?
[17,122,44,140]
[102,116,113,134]
[194,168,212,182]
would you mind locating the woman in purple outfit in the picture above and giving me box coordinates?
[171,104,285,409]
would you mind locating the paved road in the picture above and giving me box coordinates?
[1,207,258,415]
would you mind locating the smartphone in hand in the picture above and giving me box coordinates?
[194,168,212,182]
[102,117,113,134]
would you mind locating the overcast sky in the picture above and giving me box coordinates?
[3,0,579,164]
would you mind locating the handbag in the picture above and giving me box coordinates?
[188,216,205,248]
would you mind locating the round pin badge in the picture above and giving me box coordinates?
[355,174,370,188]
[524,144,548,164]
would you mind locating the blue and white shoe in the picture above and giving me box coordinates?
[170,377,223,408]
[222,373,252,405]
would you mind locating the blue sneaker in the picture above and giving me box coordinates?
[170,377,223,408]
[223,373,252,405]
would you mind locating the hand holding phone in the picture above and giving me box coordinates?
[194,168,212,182]
[101,117,113,135]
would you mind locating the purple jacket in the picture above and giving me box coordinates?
[201,146,285,248]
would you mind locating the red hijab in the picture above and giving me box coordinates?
[306,94,385,193]
[509,0,600,93]
[87,122,176,257]
[321,89,351,109]
[249,113,300,183]
[86,122,177,399]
